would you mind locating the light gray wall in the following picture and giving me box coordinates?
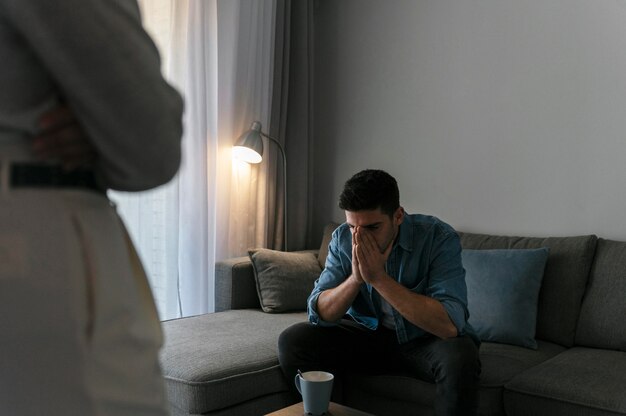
[311,0,626,243]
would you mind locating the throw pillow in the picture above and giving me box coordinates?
[463,248,549,349]
[248,249,322,313]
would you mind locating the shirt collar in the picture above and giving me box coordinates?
[395,220,414,252]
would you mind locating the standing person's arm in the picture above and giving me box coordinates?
[2,0,183,191]
[33,105,97,171]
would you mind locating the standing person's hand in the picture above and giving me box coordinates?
[354,227,392,284]
[32,105,97,171]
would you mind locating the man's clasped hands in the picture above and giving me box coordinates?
[351,226,393,285]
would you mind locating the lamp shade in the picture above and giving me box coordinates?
[233,121,264,163]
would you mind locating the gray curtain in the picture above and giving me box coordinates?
[268,0,315,251]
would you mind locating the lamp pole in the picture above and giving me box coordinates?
[261,133,288,251]
[233,121,289,251]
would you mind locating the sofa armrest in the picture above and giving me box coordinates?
[214,250,319,312]
[215,256,260,311]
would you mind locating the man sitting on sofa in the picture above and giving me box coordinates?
[278,169,481,416]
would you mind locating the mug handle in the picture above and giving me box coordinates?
[294,374,302,395]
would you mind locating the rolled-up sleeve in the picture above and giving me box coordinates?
[307,227,350,326]
[425,229,471,335]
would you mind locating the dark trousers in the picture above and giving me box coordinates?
[278,320,481,416]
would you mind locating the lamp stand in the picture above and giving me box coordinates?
[261,133,288,251]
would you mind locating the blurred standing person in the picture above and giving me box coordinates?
[0,1,183,415]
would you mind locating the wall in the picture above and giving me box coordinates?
[310,0,626,243]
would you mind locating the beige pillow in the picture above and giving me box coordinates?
[248,249,322,313]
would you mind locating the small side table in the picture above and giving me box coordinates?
[266,401,375,416]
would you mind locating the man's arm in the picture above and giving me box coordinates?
[355,227,458,339]
[316,241,363,322]
[316,277,361,322]
[371,278,458,339]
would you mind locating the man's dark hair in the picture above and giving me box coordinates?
[338,169,400,217]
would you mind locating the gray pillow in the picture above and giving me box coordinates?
[248,249,322,313]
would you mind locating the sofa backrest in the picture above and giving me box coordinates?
[575,238,626,351]
[458,232,598,347]
[318,222,340,269]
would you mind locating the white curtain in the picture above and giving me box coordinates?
[110,0,279,320]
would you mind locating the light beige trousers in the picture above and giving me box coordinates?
[0,145,168,415]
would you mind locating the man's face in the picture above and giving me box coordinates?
[345,207,404,253]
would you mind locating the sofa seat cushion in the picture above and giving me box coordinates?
[479,340,565,387]
[342,340,565,416]
[160,310,307,414]
[504,347,626,416]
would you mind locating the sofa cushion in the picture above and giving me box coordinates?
[459,232,597,347]
[160,310,307,414]
[478,340,563,415]
[249,249,322,313]
[342,340,564,416]
[504,347,626,416]
[463,248,549,349]
[479,340,565,387]
[575,238,626,351]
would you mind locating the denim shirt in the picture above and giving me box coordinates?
[308,213,478,345]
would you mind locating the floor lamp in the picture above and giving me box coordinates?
[233,121,288,251]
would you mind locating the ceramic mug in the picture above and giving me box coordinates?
[294,371,334,415]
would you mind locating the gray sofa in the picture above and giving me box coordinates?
[160,224,626,416]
